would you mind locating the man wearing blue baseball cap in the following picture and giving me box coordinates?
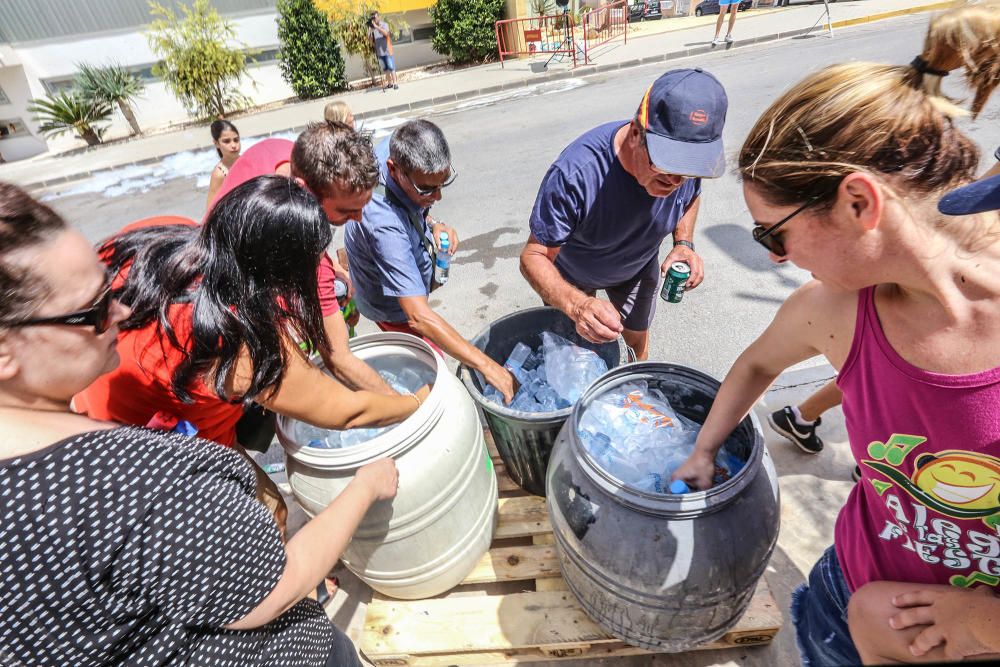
[938,146,1000,216]
[519,68,727,360]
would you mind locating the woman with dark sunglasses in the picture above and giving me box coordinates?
[673,3,1000,664]
[0,181,396,666]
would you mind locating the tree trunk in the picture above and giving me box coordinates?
[118,100,142,136]
[79,126,102,146]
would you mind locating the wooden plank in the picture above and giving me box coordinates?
[531,534,569,592]
[496,496,550,538]
[361,580,780,662]
[485,429,501,459]
[494,461,521,494]
[461,544,561,585]
[362,643,657,666]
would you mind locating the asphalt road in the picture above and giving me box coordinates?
[44,13,1000,379]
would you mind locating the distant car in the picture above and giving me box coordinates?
[628,0,664,22]
[694,0,753,15]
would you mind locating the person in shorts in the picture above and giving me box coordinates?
[519,68,727,360]
[712,0,741,46]
[369,11,398,90]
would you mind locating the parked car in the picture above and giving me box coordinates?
[694,0,752,16]
[628,0,664,22]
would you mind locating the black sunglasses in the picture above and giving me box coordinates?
[405,168,457,197]
[0,285,115,335]
[752,194,825,257]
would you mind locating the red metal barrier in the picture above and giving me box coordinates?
[581,0,628,65]
[494,12,578,68]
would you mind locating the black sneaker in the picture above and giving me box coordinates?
[767,406,824,454]
[393,84,399,90]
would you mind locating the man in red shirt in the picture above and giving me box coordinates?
[210,122,393,395]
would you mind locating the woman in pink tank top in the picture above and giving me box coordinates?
[673,4,1000,664]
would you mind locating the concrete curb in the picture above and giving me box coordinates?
[27,1,950,193]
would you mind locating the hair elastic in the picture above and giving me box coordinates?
[910,56,950,77]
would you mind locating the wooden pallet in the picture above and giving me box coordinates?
[359,435,783,666]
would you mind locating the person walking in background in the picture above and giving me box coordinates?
[711,0,740,46]
[206,119,241,208]
[369,11,399,91]
[324,100,355,128]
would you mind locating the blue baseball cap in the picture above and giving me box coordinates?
[938,172,1000,215]
[636,68,728,179]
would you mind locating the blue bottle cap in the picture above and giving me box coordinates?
[669,479,690,494]
[173,420,199,436]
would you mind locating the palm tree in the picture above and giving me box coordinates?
[76,63,145,136]
[27,90,113,146]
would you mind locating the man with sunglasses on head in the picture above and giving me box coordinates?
[520,69,727,360]
[345,119,517,403]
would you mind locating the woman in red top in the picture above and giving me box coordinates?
[76,175,426,450]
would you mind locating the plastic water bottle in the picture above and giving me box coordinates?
[434,233,451,285]
[333,278,357,338]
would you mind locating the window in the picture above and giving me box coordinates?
[0,118,30,140]
[0,85,9,105]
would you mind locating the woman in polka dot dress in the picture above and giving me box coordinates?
[0,182,397,666]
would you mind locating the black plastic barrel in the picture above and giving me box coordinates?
[546,362,780,651]
[460,307,627,496]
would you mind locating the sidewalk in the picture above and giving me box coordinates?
[0,0,957,191]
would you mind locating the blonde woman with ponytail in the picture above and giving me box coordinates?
[672,3,1000,664]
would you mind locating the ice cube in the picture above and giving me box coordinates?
[505,342,532,371]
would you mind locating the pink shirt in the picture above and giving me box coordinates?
[208,138,339,318]
[835,286,1000,593]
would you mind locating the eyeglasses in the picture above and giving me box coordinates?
[751,194,825,257]
[404,168,457,197]
[0,284,115,335]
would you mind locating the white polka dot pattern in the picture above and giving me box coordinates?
[0,426,336,666]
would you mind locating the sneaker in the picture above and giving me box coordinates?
[767,406,824,454]
[725,34,734,43]
[711,38,721,46]
[393,84,399,90]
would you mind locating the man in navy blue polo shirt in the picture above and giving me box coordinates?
[344,120,517,403]
[519,68,728,360]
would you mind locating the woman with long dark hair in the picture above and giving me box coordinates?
[0,180,390,667]
[206,119,241,208]
[75,176,425,522]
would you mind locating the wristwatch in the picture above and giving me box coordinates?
[673,239,695,251]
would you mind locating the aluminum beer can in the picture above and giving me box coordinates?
[660,261,691,303]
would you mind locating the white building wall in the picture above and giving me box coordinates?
[5,9,444,157]
[0,65,48,161]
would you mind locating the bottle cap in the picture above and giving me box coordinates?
[669,479,690,494]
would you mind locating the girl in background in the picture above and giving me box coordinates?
[206,119,241,207]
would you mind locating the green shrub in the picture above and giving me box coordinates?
[76,63,145,135]
[146,0,254,118]
[28,90,113,146]
[276,0,347,99]
[429,0,505,64]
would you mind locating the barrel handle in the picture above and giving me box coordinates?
[626,345,638,363]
